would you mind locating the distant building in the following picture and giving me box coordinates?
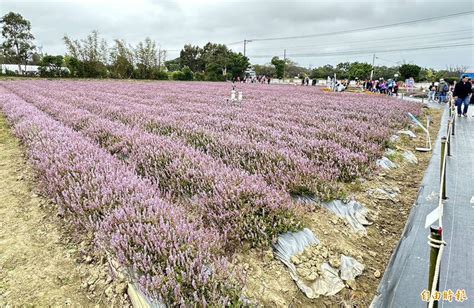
[1,64,39,75]
[244,67,256,79]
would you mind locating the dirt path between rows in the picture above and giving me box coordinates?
[0,115,129,307]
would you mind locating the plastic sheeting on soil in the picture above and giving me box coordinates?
[397,130,416,138]
[390,135,400,143]
[310,263,345,297]
[273,229,345,298]
[340,255,365,281]
[402,150,418,164]
[376,157,398,170]
[367,186,400,203]
[294,196,371,234]
[322,200,371,234]
[273,228,320,271]
[273,229,367,299]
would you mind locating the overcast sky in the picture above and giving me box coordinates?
[1,0,473,70]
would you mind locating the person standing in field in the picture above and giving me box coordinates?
[453,75,472,117]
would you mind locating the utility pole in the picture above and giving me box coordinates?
[370,53,375,80]
[158,44,162,70]
[283,49,287,81]
[243,39,252,57]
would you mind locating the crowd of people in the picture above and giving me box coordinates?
[427,78,451,103]
[362,78,399,96]
[236,75,271,84]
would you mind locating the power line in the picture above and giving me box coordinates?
[306,35,474,55]
[249,42,474,58]
[249,37,474,58]
[247,11,474,42]
[248,29,467,53]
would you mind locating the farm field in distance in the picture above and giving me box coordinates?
[0,80,435,306]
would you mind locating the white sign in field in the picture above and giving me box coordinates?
[425,206,441,229]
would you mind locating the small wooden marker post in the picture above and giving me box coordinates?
[428,225,442,308]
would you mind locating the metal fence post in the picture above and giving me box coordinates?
[451,115,455,136]
[447,121,451,157]
[428,225,442,308]
[440,137,447,200]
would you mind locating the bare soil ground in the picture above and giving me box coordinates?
[0,115,130,307]
[241,107,443,307]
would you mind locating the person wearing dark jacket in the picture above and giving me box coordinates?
[471,85,474,105]
[453,75,472,117]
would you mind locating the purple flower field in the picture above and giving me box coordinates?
[0,80,421,305]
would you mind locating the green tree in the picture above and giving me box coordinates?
[310,64,337,79]
[1,12,35,74]
[64,55,82,77]
[63,30,108,78]
[38,55,66,77]
[150,68,169,80]
[336,62,350,79]
[165,58,181,72]
[271,56,286,79]
[170,66,193,81]
[134,37,158,79]
[109,39,134,79]
[181,66,194,80]
[227,52,249,79]
[373,65,399,80]
[30,52,41,65]
[254,64,276,77]
[399,64,421,81]
[201,42,230,79]
[285,60,311,78]
[348,62,372,80]
[176,42,249,81]
[179,44,202,72]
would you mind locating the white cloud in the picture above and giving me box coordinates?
[1,0,472,69]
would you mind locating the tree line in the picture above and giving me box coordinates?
[0,12,251,81]
[254,60,466,84]
[0,11,467,83]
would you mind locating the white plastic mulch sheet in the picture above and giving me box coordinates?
[397,130,416,138]
[402,150,418,164]
[321,200,371,234]
[273,228,320,272]
[340,255,365,281]
[273,229,365,299]
[376,157,398,170]
[273,229,343,298]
